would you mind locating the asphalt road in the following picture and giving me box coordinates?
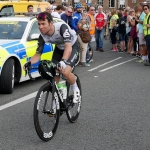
[0,39,150,150]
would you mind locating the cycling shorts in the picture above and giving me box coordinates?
[52,40,79,68]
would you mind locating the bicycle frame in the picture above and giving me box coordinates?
[47,77,68,112]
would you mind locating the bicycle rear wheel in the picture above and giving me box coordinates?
[86,44,93,63]
[33,82,60,141]
[66,74,82,123]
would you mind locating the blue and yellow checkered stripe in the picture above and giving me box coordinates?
[0,41,54,76]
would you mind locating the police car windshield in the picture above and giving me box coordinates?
[0,21,27,39]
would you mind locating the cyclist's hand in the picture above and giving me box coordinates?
[23,61,31,71]
[58,60,66,71]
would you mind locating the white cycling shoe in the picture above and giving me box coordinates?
[73,89,81,103]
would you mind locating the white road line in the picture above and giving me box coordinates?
[88,57,122,71]
[0,92,37,111]
[0,81,65,111]
[99,58,137,72]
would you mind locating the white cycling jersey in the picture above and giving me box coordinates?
[39,21,77,51]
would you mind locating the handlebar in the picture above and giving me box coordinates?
[25,61,60,80]
[25,66,38,80]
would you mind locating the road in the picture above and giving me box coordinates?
[0,39,150,150]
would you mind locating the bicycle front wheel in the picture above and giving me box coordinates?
[66,74,82,123]
[33,82,60,141]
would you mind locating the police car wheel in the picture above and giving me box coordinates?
[0,58,15,94]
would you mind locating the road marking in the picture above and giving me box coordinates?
[88,57,122,71]
[0,81,65,111]
[99,58,137,72]
[0,92,37,111]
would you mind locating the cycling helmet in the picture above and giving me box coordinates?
[75,4,83,9]
[38,60,55,80]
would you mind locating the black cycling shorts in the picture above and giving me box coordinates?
[52,40,79,68]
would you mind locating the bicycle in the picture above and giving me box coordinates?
[25,60,82,141]
[75,43,94,66]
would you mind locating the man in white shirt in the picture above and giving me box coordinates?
[51,5,65,18]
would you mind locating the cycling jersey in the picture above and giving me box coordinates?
[36,21,77,54]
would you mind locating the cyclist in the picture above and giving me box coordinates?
[24,12,80,103]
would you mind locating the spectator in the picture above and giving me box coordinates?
[77,12,90,67]
[126,6,130,12]
[61,7,73,28]
[51,5,65,18]
[86,6,96,62]
[118,7,124,15]
[95,5,107,52]
[127,9,135,54]
[107,12,112,41]
[117,12,126,52]
[135,2,147,63]
[51,1,56,7]
[72,3,83,32]
[143,3,150,66]
[87,6,96,39]
[46,6,53,14]
[110,9,119,51]
[27,5,33,13]
[25,5,33,16]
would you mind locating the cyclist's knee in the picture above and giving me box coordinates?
[62,65,72,77]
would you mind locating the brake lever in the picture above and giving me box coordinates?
[28,66,35,80]
[57,63,61,69]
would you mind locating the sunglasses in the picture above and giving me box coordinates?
[36,13,51,21]
[68,11,73,14]
[143,8,148,10]
[47,8,53,10]
[90,9,95,11]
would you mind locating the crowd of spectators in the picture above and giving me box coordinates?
[44,1,150,67]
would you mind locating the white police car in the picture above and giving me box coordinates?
[0,14,55,94]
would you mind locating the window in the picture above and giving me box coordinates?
[28,21,40,40]
[132,0,136,3]
[109,0,115,8]
[97,0,103,7]
[120,5,125,8]
[0,6,14,13]
[0,21,27,39]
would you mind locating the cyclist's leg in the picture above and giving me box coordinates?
[62,40,79,84]
[61,40,81,103]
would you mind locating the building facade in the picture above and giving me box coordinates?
[54,0,149,10]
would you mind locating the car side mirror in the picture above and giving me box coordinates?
[28,33,39,41]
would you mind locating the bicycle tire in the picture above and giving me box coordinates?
[86,44,93,63]
[33,82,60,141]
[66,74,82,123]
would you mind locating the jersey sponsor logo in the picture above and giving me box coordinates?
[63,29,70,38]
[71,53,77,62]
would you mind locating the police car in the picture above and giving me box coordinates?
[0,13,56,94]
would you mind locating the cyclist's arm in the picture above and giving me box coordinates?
[30,35,45,64]
[60,24,72,60]
[63,43,72,60]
